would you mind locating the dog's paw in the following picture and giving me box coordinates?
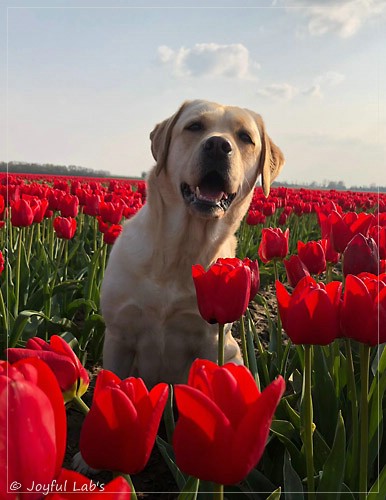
[71,451,100,476]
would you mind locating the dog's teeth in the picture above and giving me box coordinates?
[195,187,200,197]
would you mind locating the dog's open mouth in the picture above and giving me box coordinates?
[181,171,237,214]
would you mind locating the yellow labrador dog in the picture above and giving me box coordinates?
[101,99,284,387]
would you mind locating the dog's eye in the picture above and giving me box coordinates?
[185,122,203,132]
[238,131,254,145]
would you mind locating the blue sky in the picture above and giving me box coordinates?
[1,0,385,186]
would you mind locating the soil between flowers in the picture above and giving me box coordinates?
[64,288,276,498]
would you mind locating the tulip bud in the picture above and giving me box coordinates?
[297,240,326,275]
[343,233,379,277]
[284,255,310,287]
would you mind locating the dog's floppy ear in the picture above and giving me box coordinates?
[253,113,285,197]
[150,101,190,176]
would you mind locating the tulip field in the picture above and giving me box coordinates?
[1,171,386,499]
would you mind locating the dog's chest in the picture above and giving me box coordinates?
[135,277,197,323]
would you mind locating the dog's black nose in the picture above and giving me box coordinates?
[203,136,232,159]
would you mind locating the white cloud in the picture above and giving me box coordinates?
[279,0,386,38]
[315,71,345,87]
[257,83,299,100]
[302,71,345,97]
[257,70,345,100]
[157,43,260,79]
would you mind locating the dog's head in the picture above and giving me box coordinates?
[150,100,284,219]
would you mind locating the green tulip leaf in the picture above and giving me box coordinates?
[317,411,346,496]
[266,487,282,499]
[66,298,98,315]
[367,465,386,499]
[244,468,276,494]
[156,436,187,490]
[313,345,338,446]
[177,476,200,500]
[8,310,49,347]
[283,449,304,498]
[282,399,301,431]
[271,420,297,441]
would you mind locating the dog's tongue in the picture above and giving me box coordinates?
[195,186,225,203]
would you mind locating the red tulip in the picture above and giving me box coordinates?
[244,257,260,300]
[246,210,266,225]
[7,335,90,402]
[258,227,289,263]
[329,210,374,253]
[297,240,326,275]
[83,193,101,216]
[319,238,340,265]
[53,216,77,239]
[342,234,379,277]
[0,358,67,499]
[45,469,131,499]
[80,370,168,474]
[284,255,310,287]
[0,250,4,275]
[216,257,260,301]
[59,194,79,218]
[10,198,34,226]
[262,201,276,216]
[103,224,123,245]
[369,225,386,259]
[192,260,251,324]
[173,359,285,485]
[99,201,123,224]
[340,273,386,346]
[276,276,342,345]
[278,207,292,226]
[23,195,49,223]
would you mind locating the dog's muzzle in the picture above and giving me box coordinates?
[180,136,237,216]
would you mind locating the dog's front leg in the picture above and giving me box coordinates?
[102,330,137,379]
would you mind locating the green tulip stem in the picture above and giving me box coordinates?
[0,288,7,344]
[100,242,108,281]
[239,315,249,369]
[359,343,370,499]
[14,227,24,318]
[344,338,359,489]
[26,223,35,265]
[73,395,90,415]
[303,344,315,500]
[113,473,137,500]
[163,385,175,445]
[326,261,333,283]
[93,216,98,254]
[51,238,66,289]
[213,483,224,499]
[273,259,282,363]
[247,310,270,387]
[218,323,225,366]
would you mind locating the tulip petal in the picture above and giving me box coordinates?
[47,469,132,499]
[230,376,286,485]
[341,275,373,343]
[7,348,77,392]
[11,358,67,476]
[0,380,57,500]
[173,385,232,483]
[94,369,122,397]
[80,386,147,473]
[275,280,291,329]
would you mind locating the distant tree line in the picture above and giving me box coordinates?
[1,161,384,192]
[1,161,114,178]
[272,179,386,193]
